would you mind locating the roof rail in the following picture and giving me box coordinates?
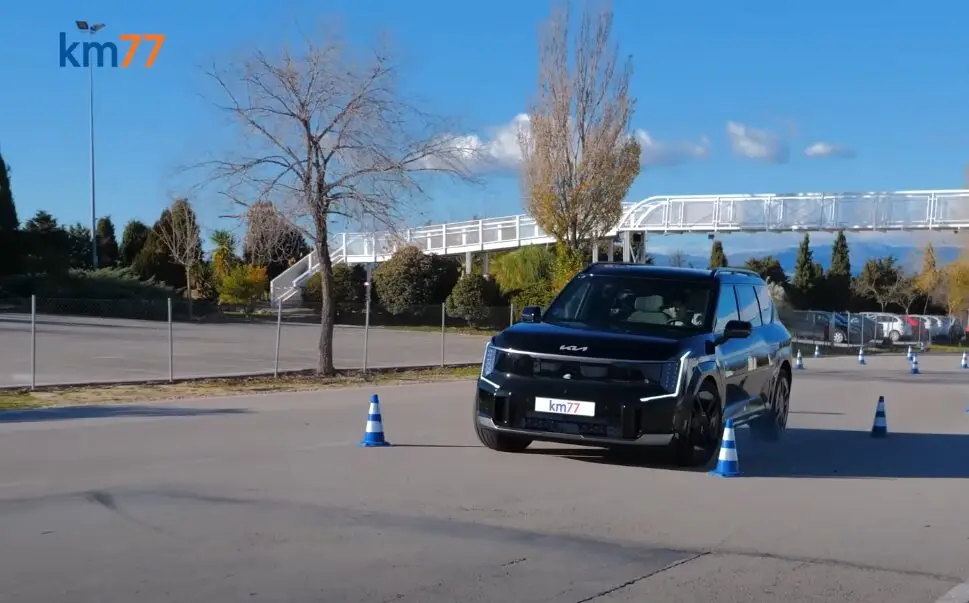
[712,267,761,278]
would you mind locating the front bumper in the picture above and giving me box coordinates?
[474,379,681,447]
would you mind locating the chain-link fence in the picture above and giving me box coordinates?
[778,309,965,349]
[0,297,514,388]
[2,296,965,388]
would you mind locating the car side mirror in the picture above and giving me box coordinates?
[713,319,753,346]
[723,320,753,340]
[520,306,542,323]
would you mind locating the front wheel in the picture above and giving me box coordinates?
[889,330,901,342]
[473,410,532,453]
[831,330,846,344]
[669,381,723,468]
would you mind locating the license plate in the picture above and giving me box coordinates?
[534,397,596,417]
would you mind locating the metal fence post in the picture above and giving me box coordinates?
[273,302,282,378]
[362,281,371,373]
[167,298,174,382]
[441,302,446,368]
[30,295,36,390]
[510,303,515,326]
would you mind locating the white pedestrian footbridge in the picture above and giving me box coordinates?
[270,188,969,305]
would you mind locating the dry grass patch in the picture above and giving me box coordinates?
[0,365,480,410]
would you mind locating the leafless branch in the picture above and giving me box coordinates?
[184,23,481,374]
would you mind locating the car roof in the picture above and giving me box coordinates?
[582,262,764,283]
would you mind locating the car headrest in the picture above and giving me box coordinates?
[634,295,663,312]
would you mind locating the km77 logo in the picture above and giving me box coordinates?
[59,32,165,68]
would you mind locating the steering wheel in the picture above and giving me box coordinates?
[666,318,686,326]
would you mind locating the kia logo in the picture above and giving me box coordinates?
[560,345,588,352]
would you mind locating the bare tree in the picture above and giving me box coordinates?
[156,198,202,300]
[193,27,479,375]
[243,201,300,264]
[518,0,641,252]
[889,272,918,313]
[667,250,688,267]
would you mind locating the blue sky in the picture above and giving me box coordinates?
[2,0,969,255]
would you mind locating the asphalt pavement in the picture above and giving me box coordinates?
[0,313,491,386]
[0,354,967,601]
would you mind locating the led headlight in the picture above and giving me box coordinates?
[481,342,497,377]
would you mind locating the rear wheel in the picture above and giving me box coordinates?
[473,409,532,453]
[669,380,723,468]
[832,330,846,344]
[889,330,901,342]
[751,373,790,442]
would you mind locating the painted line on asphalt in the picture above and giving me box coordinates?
[935,581,969,603]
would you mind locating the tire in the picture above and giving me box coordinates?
[669,380,723,468]
[751,373,790,442]
[473,409,532,453]
[889,330,901,342]
[832,330,846,344]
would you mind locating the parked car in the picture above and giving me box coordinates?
[474,265,794,468]
[843,313,879,344]
[781,311,874,344]
[862,312,913,342]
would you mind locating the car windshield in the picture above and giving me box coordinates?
[542,273,713,335]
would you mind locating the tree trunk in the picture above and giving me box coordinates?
[185,264,194,319]
[314,222,336,376]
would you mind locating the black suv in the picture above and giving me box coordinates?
[473,263,794,467]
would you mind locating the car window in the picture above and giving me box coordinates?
[753,285,774,324]
[735,285,762,327]
[713,284,740,333]
[543,273,714,335]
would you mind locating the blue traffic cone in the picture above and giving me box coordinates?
[709,418,740,477]
[814,344,821,358]
[960,352,967,369]
[910,356,919,375]
[857,347,866,365]
[359,394,391,447]
[919,341,926,353]
[871,396,887,438]
[795,349,804,370]
[906,345,913,360]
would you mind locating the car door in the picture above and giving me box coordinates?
[712,283,752,419]
[733,284,770,410]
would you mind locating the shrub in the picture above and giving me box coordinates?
[491,246,555,293]
[550,243,584,292]
[446,274,496,326]
[510,281,557,310]
[218,264,268,316]
[302,263,368,311]
[372,246,441,314]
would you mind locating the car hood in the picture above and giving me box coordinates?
[493,321,684,362]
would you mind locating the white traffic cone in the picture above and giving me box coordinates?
[961,351,967,369]
[857,347,865,365]
[795,349,804,370]
[910,356,919,375]
[814,344,821,358]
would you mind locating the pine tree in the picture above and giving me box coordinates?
[792,233,823,307]
[95,216,120,268]
[708,240,727,268]
[825,230,851,308]
[0,152,20,275]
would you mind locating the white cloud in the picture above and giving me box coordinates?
[725,121,789,163]
[634,131,710,167]
[804,141,855,159]
[422,114,708,173]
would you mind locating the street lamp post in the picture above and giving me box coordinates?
[76,20,104,269]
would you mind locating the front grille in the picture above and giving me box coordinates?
[494,350,680,391]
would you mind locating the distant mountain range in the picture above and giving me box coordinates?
[648,243,963,275]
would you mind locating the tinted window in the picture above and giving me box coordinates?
[736,285,762,326]
[543,273,713,335]
[713,284,740,332]
[754,285,774,324]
